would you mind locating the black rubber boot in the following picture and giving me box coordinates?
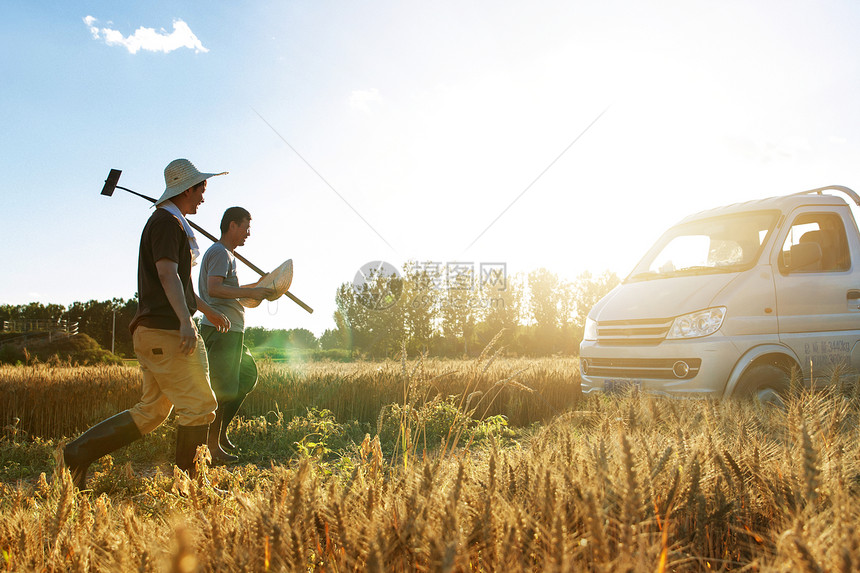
[63,410,142,490]
[175,424,210,478]
[218,397,244,453]
[207,407,238,464]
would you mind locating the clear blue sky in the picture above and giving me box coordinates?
[4,1,860,336]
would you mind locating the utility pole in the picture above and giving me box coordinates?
[111,308,116,354]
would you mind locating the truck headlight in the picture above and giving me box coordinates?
[583,317,598,341]
[667,307,726,339]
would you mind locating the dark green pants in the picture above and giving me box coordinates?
[200,325,258,403]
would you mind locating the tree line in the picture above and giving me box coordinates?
[0,300,323,360]
[324,264,619,359]
[1,299,139,357]
[1,266,619,359]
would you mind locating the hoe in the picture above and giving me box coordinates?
[100,168,313,314]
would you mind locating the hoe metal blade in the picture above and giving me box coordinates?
[101,169,122,196]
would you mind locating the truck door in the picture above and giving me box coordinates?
[773,207,860,384]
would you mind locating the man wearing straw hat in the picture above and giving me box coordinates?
[64,158,231,489]
[198,206,273,463]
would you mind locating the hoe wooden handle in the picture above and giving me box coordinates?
[106,180,314,314]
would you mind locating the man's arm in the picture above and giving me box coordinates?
[208,276,274,301]
[155,258,199,355]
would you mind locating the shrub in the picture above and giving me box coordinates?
[0,334,119,366]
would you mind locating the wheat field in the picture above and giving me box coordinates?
[1,352,859,571]
[0,355,579,440]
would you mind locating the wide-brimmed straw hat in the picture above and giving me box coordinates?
[239,259,294,308]
[155,158,228,205]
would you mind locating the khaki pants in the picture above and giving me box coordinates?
[128,326,218,433]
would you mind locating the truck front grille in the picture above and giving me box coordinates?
[581,357,702,380]
[596,318,673,345]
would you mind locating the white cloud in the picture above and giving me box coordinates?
[84,15,98,34]
[83,15,208,54]
[349,88,382,114]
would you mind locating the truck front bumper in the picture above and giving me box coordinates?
[579,337,740,399]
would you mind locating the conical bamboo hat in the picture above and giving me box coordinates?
[239,258,293,308]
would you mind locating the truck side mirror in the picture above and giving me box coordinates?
[788,242,822,271]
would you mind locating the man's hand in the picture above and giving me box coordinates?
[208,311,231,333]
[179,318,198,355]
[246,286,276,301]
[196,295,231,333]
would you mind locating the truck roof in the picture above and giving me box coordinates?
[678,188,856,224]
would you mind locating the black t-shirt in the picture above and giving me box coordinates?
[129,209,197,333]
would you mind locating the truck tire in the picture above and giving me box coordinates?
[734,364,790,406]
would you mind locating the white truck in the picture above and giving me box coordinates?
[579,186,860,402]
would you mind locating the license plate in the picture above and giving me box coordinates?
[604,379,642,394]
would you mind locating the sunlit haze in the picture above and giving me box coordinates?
[3,1,860,335]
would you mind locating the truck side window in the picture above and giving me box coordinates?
[779,213,850,273]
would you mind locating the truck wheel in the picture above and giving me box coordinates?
[734,364,790,406]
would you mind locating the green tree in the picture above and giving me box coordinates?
[319,310,352,351]
[556,279,580,354]
[319,328,341,350]
[401,263,439,355]
[243,327,266,348]
[439,264,481,356]
[287,328,319,350]
[68,298,135,356]
[336,275,406,359]
[475,272,524,351]
[528,268,560,354]
[1,302,66,322]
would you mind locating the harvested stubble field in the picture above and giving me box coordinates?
[1,355,860,572]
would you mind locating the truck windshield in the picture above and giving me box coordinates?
[628,210,779,281]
